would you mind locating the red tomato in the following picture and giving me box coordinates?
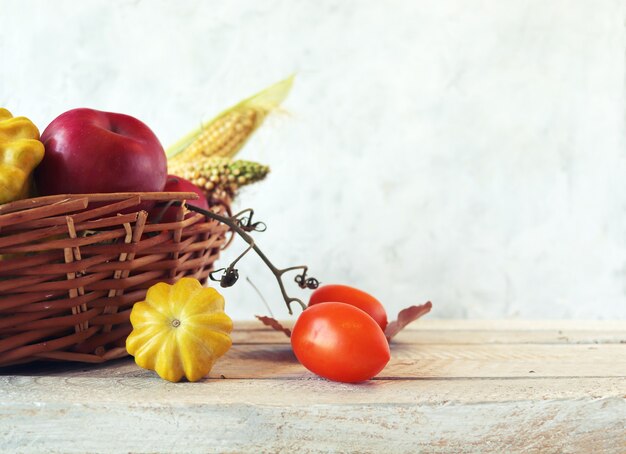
[291,302,390,383]
[309,284,388,331]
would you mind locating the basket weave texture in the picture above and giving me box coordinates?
[0,192,230,366]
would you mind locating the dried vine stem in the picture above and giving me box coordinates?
[180,203,318,314]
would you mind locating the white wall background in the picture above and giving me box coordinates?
[1,0,625,320]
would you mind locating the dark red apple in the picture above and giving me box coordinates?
[148,175,209,223]
[35,108,167,196]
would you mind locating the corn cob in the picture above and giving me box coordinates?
[167,75,294,163]
[170,157,270,200]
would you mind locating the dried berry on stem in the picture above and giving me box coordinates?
[184,203,318,314]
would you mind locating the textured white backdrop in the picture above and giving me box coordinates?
[1,0,625,320]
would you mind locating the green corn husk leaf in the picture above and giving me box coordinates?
[167,75,294,161]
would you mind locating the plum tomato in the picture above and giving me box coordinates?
[291,302,390,383]
[308,284,388,331]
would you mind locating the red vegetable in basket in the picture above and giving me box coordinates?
[291,302,390,383]
[149,175,209,223]
[309,284,388,331]
[35,108,167,196]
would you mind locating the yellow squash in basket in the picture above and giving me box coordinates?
[126,278,233,382]
[0,108,45,204]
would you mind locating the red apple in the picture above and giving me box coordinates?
[149,175,209,223]
[35,108,167,196]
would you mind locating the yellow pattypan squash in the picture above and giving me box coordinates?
[126,278,233,382]
[0,108,45,204]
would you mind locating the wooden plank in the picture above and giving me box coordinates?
[401,319,626,330]
[204,344,626,379]
[0,375,623,407]
[2,398,622,453]
[234,319,626,331]
[5,342,624,379]
[231,327,626,345]
[0,377,624,453]
[231,320,626,345]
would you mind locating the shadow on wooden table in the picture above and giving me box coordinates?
[0,357,133,376]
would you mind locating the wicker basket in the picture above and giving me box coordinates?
[0,192,230,366]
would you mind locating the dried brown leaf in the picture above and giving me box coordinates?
[255,315,291,338]
[385,301,432,342]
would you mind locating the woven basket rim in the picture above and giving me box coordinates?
[0,191,200,216]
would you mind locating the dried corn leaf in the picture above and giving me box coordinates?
[385,301,432,342]
[255,315,291,338]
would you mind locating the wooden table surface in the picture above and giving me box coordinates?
[1,320,625,453]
